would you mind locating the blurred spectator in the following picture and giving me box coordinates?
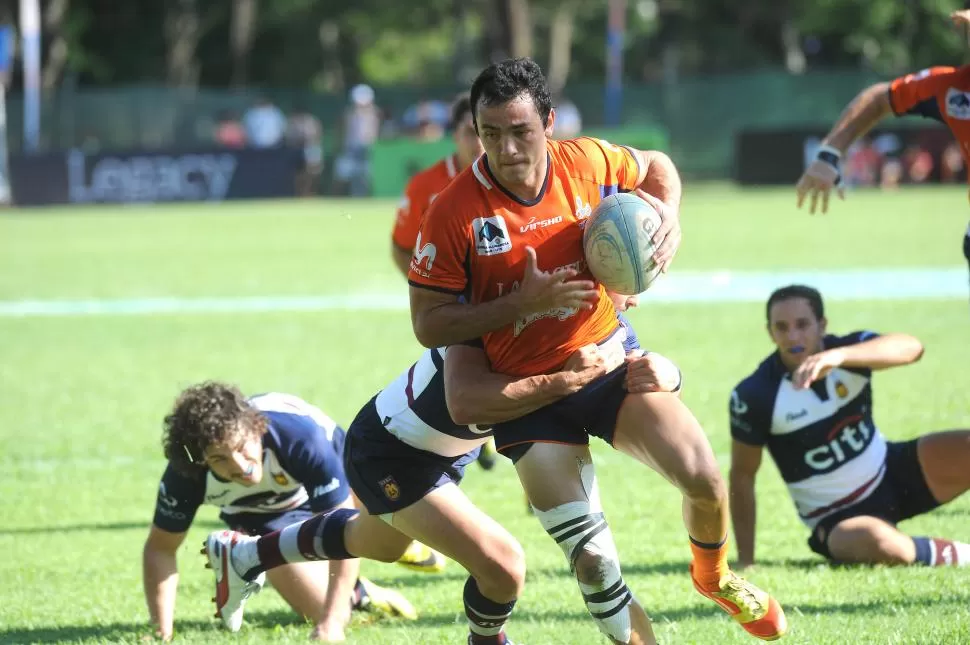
[414,119,444,142]
[552,96,583,139]
[880,158,904,190]
[214,110,246,148]
[243,97,286,148]
[402,99,449,137]
[844,139,881,187]
[334,84,382,197]
[287,105,324,197]
[903,145,934,183]
[942,142,965,183]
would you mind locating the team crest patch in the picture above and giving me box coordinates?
[272,472,289,486]
[379,476,401,501]
[946,88,970,119]
[472,215,512,256]
[835,380,848,398]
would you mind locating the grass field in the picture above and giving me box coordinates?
[1,185,969,644]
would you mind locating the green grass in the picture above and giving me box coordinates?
[1,185,970,644]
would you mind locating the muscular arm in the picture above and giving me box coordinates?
[391,244,413,277]
[143,525,186,641]
[729,441,763,568]
[836,333,924,371]
[634,149,683,209]
[820,82,893,154]
[409,288,524,349]
[444,344,587,425]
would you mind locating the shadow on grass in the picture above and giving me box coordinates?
[0,519,223,536]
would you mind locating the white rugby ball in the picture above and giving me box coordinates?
[583,192,664,295]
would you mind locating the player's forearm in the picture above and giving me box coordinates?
[320,557,358,627]
[838,334,924,370]
[822,82,893,153]
[637,150,682,208]
[447,370,577,426]
[729,472,757,565]
[391,244,412,277]
[411,297,523,349]
[143,546,179,638]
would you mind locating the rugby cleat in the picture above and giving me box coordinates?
[203,530,265,632]
[466,633,519,645]
[356,577,418,620]
[396,540,447,573]
[477,438,499,471]
[690,564,787,641]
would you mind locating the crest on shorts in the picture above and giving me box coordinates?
[834,380,848,398]
[272,471,289,486]
[379,476,400,501]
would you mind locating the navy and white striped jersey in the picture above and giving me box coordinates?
[152,393,349,533]
[729,331,887,527]
[374,314,642,457]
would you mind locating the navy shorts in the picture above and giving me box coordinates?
[808,439,940,559]
[223,506,315,537]
[343,396,480,516]
[493,364,629,463]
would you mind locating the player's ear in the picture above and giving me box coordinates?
[819,316,828,335]
[544,107,556,137]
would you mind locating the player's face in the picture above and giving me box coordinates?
[204,430,263,486]
[453,113,484,168]
[767,297,827,369]
[476,95,555,192]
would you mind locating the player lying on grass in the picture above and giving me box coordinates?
[730,285,970,567]
[202,319,678,645]
[144,383,430,642]
[414,57,786,644]
[795,9,970,291]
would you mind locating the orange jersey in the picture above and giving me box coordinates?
[408,137,641,376]
[889,65,970,180]
[392,154,460,252]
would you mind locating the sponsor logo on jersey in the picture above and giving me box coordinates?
[312,478,341,498]
[410,231,437,277]
[205,490,230,502]
[472,215,512,256]
[803,415,874,471]
[946,88,970,119]
[519,215,563,233]
[379,476,401,501]
[730,390,753,433]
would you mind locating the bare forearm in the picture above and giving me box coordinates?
[143,548,179,637]
[449,371,576,426]
[638,151,682,207]
[823,82,892,153]
[320,557,358,626]
[730,475,757,565]
[838,334,923,370]
[412,297,522,348]
[391,245,412,277]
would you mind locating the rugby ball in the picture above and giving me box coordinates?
[583,192,664,295]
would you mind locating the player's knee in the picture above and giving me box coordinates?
[679,460,727,507]
[574,546,609,587]
[477,541,526,601]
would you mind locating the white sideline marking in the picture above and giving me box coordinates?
[0,268,965,317]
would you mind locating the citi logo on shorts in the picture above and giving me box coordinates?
[520,215,563,233]
[473,215,512,256]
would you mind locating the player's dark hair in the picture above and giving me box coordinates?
[162,381,267,476]
[766,285,825,323]
[469,57,552,129]
[450,92,473,130]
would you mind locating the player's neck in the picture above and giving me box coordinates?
[486,154,548,202]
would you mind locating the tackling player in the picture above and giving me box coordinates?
[795,9,970,289]
[202,334,681,645]
[409,58,787,644]
[144,382,420,642]
[730,285,970,567]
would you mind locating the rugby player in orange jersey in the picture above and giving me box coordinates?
[391,93,485,276]
[797,10,970,290]
[408,57,787,644]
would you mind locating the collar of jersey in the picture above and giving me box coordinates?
[481,152,551,207]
